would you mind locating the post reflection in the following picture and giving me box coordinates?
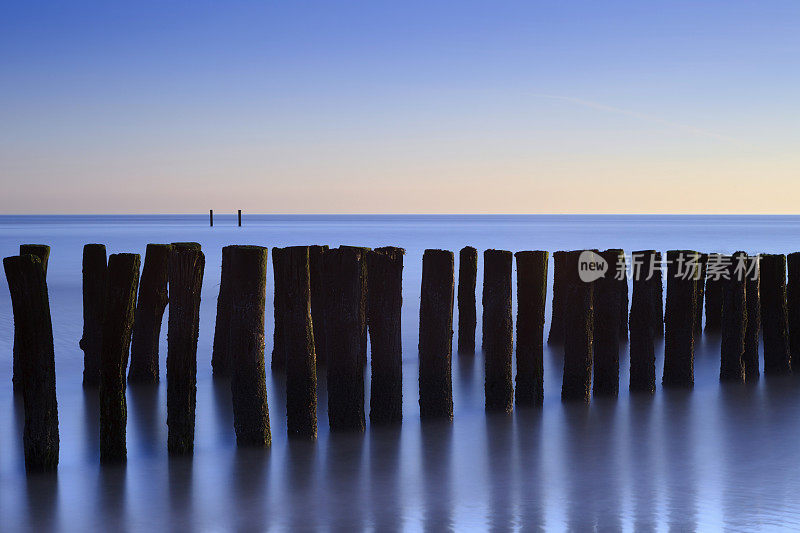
[368,426,403,532]
[420,420,453,531]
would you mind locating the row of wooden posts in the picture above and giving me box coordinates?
[5,244,800,473]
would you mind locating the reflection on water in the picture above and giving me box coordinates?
[2,215,800,529]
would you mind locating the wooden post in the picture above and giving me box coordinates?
[324,246,368,431]
[744,255,761,381]
[760,253,791,375]
[281,246,317,439]
[211,245,234,377]
[3,254,59,472]
[228,246,271,446]
[720,252,746,382]
[704,253,724,332]
[167,242,204,455]
[367,246,404,424]
[547,251,567,344]
[238,209,242,227]
[418,249,454,420]
[561,257,593,403]
[457,246,477,355]
[614,249,629,341]
[694,253,708,334]
[309,245,330,366]
[340,245,370,369]
[13,245,50,393]
[209,209,214,227]
[271,247,287,371]
[80,244,107,388]
[629,250,658,393]
[482,249,513,412]
[514,251,548,406]
[593,249,623,397]
[651,251,664,338]
[128,244,171,383]
[100,253,140,463]
[787,252,800,367]
[663,250,699,388]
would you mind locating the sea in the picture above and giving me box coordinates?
[2,214,800,531]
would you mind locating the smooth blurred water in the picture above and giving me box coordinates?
[2,214,800,531]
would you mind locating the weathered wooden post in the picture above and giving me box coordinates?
[457,246,477,355]
[3,254,59,471]
[228,246,271,446]
[704,253,724,332]
[167,242,204,455]
[128,244,171,383]
[760,253,791,375]
[614,249,629,341]
[340,245,370,369]
[787,252,800,366]
[367,246,404,424]
[629,250,657,392]
[281,246,317,439]
[211,245,234,377]
[694,253,708,334]
[12,244,51,393]
[744,256,761,381]
[209,210,214,227]
[514,251,548,406]
[238,209,242,227]
[561,251,593,402]
[482,249,513,412]
[663,250,699,388]
[271,247,286,371]
[100,253,140,463]
[325,246,368,431]
[720,252,747,382]
[419,249,455,419]
[547,251,567,344]
[309,245,329,366]
[593,249,623,397]
[651,251,665,338]
[80,244,107,388]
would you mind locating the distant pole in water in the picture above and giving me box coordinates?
[209,209,213,227]
[457,246,477,355]
[3,254,59,472]
[694,253,708,334]
[561,251,593,402]
[593,249,623,397]
[548,251,568,344]
[129,244,171,384]
[743,255,761,381]
[419,249,455,420]
[367,246,405,425]
[760,253,791,375]
[705,253,724,333]
[280,246,317,440]
[324,246,368,431]
[100,253,140,463]
[663,250,699,388]
[227,245,271,446]
[80,244,107,388]
[271,247,287,371]
[720,252,747,382]
[514,250,548,406]
[238,209,242,227]
[787,252,800,367]
[167,242,204,455]
[629,250,658,393]
[482,249,514,413]
[13,244,50,393]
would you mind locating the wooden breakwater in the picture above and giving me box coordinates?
[2,242,790,473]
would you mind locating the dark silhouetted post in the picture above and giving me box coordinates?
[325,246,368,431]
[209,210,213,227]
[694,253,708,334]
[514,251,548,406]
[3,254,59,472]
[238,209,242,227]
[129,244,171,383]
[211,246,234,377]
[419,249,455,419]
[720,252,747,382]
[309,245,329,366]
[788,252,800,366]
[100,253,140,463]
[482,249,513,412]
[629,250,658,392]
[340,245,370,369]
[760,253,791,375]
[367,246,404,424]
[80,244,107,388]
[561,255,593,403]
[228,246,271,446]
[457,246,477,355]
[615,250,629,341]
[593,249,623,397]
[548,251,567,344]
[704,253,724,332]
[12,244,50,393]
[744,256,761,381]
[167,242,204,455]
[663,250,699,388]
[651,251,665,338]
[271,247,286,371]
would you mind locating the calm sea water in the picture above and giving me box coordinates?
[2,214,800,532]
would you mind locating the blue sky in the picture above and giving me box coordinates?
[1,1,798,213]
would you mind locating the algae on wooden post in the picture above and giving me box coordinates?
[3,254,59,472]
[100,253,140,463]
[80,244,107,388]
[457,246,477,355]
[129,243,171,383]
[514,251,548,406]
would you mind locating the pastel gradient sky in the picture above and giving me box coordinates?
[2,1,798,214]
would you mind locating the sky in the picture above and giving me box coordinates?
[1,1,799,214]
